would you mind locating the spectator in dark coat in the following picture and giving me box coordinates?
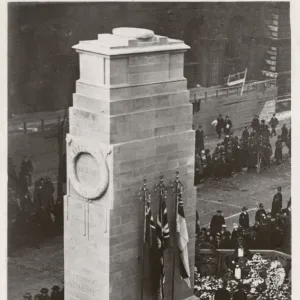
[239,207,250,228]
[255,203,267,224]
[269,113,279,136]
[195,125,205,153]
[23,293,33,300]
[40,288,50,300]
[8,155,18,191]
[241,126,249,141]
[215,281,231,300]
[216,114,225,139]
[272,187,283,217]
[20,155,34,186]
[275,136,283,165]
[210,210,225,236]
[224,116,232,135]
[50,286,61,300]
[281,124,288,145]
[233,284,247,300]
[251,115,260,132]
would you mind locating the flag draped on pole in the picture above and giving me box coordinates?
[176,187,191,288]
[156,190,170,299]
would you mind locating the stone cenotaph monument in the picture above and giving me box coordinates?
[64,28,197,300]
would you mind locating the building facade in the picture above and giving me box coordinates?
[8,2,290,114]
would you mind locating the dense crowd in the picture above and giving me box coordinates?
[194,114,291,184]
[22,285,64,300]
[196,187,291,254]
[8,155,63,254]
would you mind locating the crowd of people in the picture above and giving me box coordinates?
[194,114,291,184]
[196,187,291,254]
[22,285,64,300]
[8,155,63,254]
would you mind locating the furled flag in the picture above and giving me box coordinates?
[156,191,170,299]
[144,198,160,296]
[176,186,191,288]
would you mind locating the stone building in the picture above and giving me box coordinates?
[8,2,290,114]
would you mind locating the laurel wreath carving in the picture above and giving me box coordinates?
[68,143,109,200]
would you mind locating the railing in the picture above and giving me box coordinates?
[8,110,69,135]
[190,78,277,103]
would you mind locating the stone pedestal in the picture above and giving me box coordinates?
[64,28,197,300]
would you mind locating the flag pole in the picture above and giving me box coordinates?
[139,178,149,300]
[171,170,182,300]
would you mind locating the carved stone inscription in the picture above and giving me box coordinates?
[67,268,96,300]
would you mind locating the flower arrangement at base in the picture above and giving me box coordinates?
[194,254,291,300]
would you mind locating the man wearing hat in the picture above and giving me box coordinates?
[239,207,250,228]
[216,114,225,139]
[255,203,267,224]
[251,115,260,132]
[269,113,279,136]
[40,288,50,300]
[23,293,32,300]
[210,210,225,237]
[281,124,288,145]
[50,285,61,300]
[272,187,283,217]
[224,116,232,135]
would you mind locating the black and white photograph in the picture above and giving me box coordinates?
[2,1,298,300]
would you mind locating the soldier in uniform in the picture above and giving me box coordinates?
[224,116,232,135]
[275,136,283,165]
[269,113,279,136]
[216,114,225,139]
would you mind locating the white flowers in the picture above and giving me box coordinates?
[194,253,290,300]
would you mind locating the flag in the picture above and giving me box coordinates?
[176,187,191,288]
[156,193,170,299]
[143,199,160,297]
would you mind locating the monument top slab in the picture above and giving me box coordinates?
[72,27,190,56]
